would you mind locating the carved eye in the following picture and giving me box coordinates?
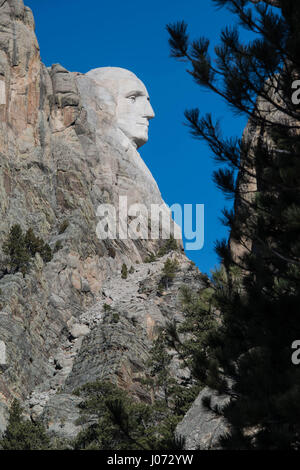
[128,95,136,102]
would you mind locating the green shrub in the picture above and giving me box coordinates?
[112,313,120,323]
[121,263,128,279]
[107,245,116,259]
[103,303,112,313]
[3,225,31,275]
[73,380,185,451]
[24,227,52,263]
[145,253,156,263]
[2,225,53,276]
[58,220,69,234]
[196,272,210,286]
[0,400,51,450]
[39,243,52,263]
[54,240,63,253]
[160,258,179,289]
[157,235,178,257]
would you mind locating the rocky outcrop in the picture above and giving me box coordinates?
[230,69,300,263]
[176,387,230,450]
[26,252,204,436]
[0,0,197,439]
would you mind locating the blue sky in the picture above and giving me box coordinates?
[25,0,254,275]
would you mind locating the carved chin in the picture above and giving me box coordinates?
[133,127,149,148]
[120,128,149,149]
[134,134,148,149]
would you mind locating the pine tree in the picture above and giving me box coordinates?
[121,263,128,279]
[2,225,52,276]
[160,258,179,289]
[0,400,51,450]
[24,228,52,263]
[73,380,186,450]
[157,235,179,257]
[3,225,31,275]
[146,332,175,408]
[167,0,300,449]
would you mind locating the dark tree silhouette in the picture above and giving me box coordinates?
[167,0,300,449]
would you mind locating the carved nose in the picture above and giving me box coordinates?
[145,101,155,120]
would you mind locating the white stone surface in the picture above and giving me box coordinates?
[0,340,6,365]
[86,67,155,149]
[76,67,182,242]
[0,81,5,105]
[69,323,90,339]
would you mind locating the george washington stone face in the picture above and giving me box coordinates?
[86,67,155,149]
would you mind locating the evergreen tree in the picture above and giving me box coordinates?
[0,400,51,450]
[24,228,52,263]
[160,258,179,289]
[157,235,179,257]
[121,263,128,279]
[3,225,31,275]
[146,331,176,408]
[73,380,186,450]
[2,225,52,276]
[167,0,300,449]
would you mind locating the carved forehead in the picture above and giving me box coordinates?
[86,67,148,99]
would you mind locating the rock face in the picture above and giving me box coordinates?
[84,67,155,150]
[176,387,230,450]
[37,253,204,438]
[0,0,199,438]
[229,72,300,263]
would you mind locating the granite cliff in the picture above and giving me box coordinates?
[0,0,208,441]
